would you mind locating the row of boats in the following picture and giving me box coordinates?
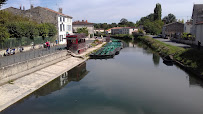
[90,39,123,59]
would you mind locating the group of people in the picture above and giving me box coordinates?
[4,46,24,56]
[4,48,16,56]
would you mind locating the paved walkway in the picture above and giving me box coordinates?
[146,35,191,48]
[0,42,106,112]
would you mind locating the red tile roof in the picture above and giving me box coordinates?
[40,7,72,18]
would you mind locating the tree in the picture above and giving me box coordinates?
[119,18,128,25]
[0,24,9,42]
[0,0,7,8]
[77,27,89,36]
[154,3,162,20]
[163,13,176,24]
[101,23,108,30]
[38,23,49,40]
[45,23,57,37]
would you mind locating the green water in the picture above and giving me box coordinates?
[2,41,203,114]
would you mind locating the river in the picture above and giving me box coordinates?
[2,40,203,114]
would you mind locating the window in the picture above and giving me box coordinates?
[60,35,63,42]
[62,24,65,31]
[60,17,62,22]
[63,17,65,22]
[60,24,62,31]
[67,25,72,31]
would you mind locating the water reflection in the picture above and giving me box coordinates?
[152,53,160,66]
[34,62,89,97]
[3,39,203,114]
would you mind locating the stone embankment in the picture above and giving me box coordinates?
[0,42,106,112]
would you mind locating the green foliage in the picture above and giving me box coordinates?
[94,18,135,30]
[0,11,57,42]
[119,18,128,25]
[137,36,203,75]
[0,0,7,8]
[181,33,195,41]
[0,24,10,42]
[136,3,163,35]
[143,20,164,35]
[77,27,89,36]
[154,3,162,20]
[162,13,176,24]
[45,23,57,37]
[38,23,49,39]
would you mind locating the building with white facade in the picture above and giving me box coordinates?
[111,27,137,35]
[58,14,73,44]
[184,20,193,33]
[72,20,94,38]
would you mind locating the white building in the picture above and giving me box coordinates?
[184,20,192,33]
[111,27,138,35]
[58,15,73,44]
[72,20,94,38]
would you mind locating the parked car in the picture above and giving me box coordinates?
[153,35,162,38]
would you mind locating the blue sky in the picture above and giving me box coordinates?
[2,0,203,23]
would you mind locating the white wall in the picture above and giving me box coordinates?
[196,24,203,45]
[72,25,94,38]
[184,23,192,33]
[58,16,72,44]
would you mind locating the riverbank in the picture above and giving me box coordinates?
[136,36,203,77]
[0,42,106,112]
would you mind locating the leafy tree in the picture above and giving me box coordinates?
[147,13,154,21]
[163,13,176,24]
[0,24,9,42]
[38,23,49,40]
[0,0,7,8]
[101,23,108,30]
[77,27,89,36]
[154,3,162,20]
[45,23,57,37]
[119,18,128,25]
[25,22,39,39]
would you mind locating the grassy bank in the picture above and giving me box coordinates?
[137,36,203,76]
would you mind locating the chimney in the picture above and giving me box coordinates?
[86,20,87,23]
[30,4,34,9]
[23,6,25,10]
[20,5,22,10]
[59,8,62,13]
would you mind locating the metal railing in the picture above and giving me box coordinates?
[0,45,66,68]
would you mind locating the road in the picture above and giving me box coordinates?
[146,35,191,48]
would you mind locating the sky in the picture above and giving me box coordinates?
[1,0,203,23]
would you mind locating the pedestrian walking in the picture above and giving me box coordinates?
[55,39,58,45]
